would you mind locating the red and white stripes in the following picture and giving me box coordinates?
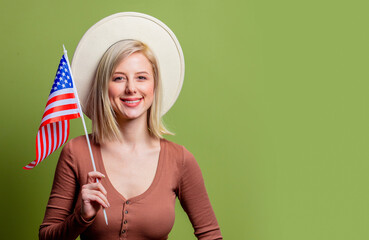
[24,89,80,170]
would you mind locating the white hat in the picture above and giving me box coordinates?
[71,12,185,117]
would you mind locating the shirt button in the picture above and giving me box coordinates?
[125,210,128,214]
[122,230,126,233]
[126,200,130,204]
[124,220,128,224]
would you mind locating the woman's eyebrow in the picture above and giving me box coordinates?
[136,71,150,74]
[113,71,151,75]
[113,71,126,75]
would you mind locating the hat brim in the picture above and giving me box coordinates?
[71,12,185,118]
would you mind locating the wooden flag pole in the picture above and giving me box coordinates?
[63,45,109,225]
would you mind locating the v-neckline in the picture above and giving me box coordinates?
[96,138,164,203]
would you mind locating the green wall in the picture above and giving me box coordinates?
[1,0,369,239]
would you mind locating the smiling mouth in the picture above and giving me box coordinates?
[123,99,141,103]
[120,98,143,106]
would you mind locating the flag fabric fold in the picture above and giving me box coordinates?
[24,54,80,170]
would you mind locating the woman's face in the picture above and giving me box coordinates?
[108,52,155,121]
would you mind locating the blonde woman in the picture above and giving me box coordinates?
[39,13,222,240]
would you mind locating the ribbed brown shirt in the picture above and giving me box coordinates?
[39,136,222,240]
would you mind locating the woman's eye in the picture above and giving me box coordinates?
[113,76,125,81]
[138,76,147,80]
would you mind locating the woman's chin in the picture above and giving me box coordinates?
[117,111,147,121]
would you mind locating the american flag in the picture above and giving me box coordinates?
[24,54,81,169]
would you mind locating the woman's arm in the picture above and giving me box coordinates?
[39,142,93,240]
[178,147,223,240]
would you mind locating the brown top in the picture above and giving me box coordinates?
[39,136,222,240]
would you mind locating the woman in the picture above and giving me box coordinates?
[39,13,222,240]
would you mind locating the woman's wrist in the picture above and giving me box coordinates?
[80,210,96,223]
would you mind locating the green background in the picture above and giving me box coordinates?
[1,0,368,239]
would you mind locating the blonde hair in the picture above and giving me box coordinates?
[86,40,173,143]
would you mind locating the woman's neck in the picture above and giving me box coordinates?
[105,114,158,150]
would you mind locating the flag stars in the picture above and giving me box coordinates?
[47,58,73,94]
[48,56,74,94]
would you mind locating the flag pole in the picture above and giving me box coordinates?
[63,45,109,226]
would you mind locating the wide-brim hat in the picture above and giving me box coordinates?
[71,12,185,118]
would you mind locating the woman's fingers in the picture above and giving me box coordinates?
[83,190,110,208]
[81,182,110,206]
[83,182,108,196]
[87,171,105,183]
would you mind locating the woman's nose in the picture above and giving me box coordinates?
[125,80,137,94]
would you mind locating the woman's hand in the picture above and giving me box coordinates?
[80,171,110,221]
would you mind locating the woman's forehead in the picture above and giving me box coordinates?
[113,52,154,75]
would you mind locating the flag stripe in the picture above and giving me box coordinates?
[41,113,80,127]
[57,121,62,150]
[52,122,57,153]
[50,123,55,155]
[44,98,78,112]
[46,93,77,108]
[64,120,68,143]
[37,132,41,162]
[47,124,52,158]
[47,88,75,101]
[38,127,43,164]
[41,109,80,125]
[42,104,78,119]
[41,126,47,163]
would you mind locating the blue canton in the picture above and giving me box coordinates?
[50,55,73,95]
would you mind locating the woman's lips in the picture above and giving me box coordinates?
[120,97,142,107]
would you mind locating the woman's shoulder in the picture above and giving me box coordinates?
[64,135,97,151]
[66,135,92,146]
[161,138,197,167]
[162,139,205,192]
[60,135,98,164]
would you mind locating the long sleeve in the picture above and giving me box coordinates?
[39,141,94,240]
[178,147,222,240]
